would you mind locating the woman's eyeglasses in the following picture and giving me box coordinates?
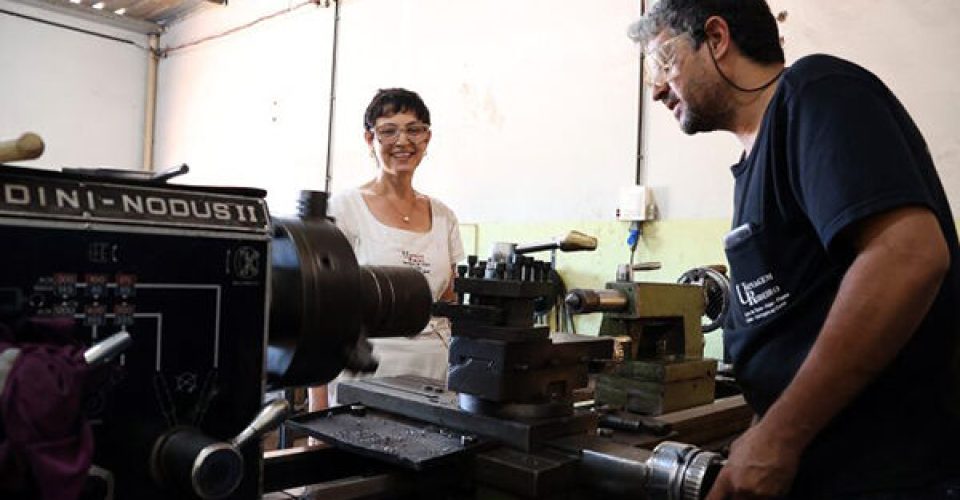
[374,124,431,144]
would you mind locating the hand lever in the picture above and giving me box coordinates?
[515,230,598,254]
[83,332,133,368]
[0,132,45,163]
[151,399,291,499]
[231,399,291,448]
[557,230,598,252]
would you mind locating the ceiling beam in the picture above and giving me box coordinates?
[6,0,162,34]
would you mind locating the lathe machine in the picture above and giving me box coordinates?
[0,133,749,500]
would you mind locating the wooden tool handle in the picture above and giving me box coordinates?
[0,132,45,163]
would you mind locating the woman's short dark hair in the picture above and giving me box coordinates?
[363,88,431,131]
[628,0,784,65]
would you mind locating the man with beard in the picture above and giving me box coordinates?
[628,1,960,499]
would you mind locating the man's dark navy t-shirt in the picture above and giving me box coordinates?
[724,54,960,496]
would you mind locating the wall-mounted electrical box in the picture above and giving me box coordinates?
[616,185,656,221]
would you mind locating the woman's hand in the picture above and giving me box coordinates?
[440,264,458,302]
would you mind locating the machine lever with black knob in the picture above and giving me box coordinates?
[151,399,291,499]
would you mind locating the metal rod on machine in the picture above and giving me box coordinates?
[566,440,725,500]
[564,288,629,314]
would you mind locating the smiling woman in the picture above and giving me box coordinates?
[309,88,465,411]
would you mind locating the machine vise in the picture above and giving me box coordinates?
[566,266,729,415]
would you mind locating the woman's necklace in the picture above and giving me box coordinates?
[386,196,415,223]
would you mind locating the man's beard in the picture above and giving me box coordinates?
[679,79,734,135]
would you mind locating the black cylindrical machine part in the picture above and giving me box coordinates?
[359,265,432,338]
[297,190,328,220]
[268,216,363,388]
[266,192,432,389]
[150,428,244,500]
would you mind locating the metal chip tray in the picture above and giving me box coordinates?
[285,405,487,470]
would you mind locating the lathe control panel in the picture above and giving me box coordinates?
[0,166,271,499]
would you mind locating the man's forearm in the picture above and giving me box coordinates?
[758,208,949,450]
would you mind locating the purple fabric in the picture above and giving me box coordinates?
[0,320,94,500]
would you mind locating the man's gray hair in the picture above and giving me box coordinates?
[627,2,696,46]
[626,0,785,64]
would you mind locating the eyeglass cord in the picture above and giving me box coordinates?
[708,43,785,93]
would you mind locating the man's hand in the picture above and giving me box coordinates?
[705,420,800,500]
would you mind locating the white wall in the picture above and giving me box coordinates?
[154,1,334,215]
[154,0,641,219]
[154,0,960,222]
[643,0,960,220]
[0,0,148,169]
[326,0,642,223]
